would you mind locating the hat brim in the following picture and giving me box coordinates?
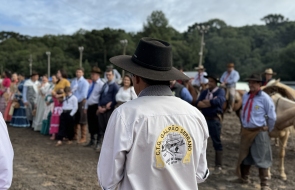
[204,75,221,83]
[194,67,206,71]
[91,71,102,74]
[264,72,277,75]
[244,78,263,82]
[110,55,189,81]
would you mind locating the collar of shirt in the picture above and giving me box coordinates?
[138,85,173,97]
[247,90,262,96]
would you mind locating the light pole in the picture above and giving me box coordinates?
[28,54,33,75]
[78,46,84,68]
[120,39,128,76]
[196,25,210,67]
[46,51,51,77]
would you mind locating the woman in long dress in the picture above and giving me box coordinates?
[0,71,12,115]
[32,75,50,131]
[10,74,30,128]
[41,75,57,135]
[4,73,18,122]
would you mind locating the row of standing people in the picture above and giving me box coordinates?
[1,67,137,150]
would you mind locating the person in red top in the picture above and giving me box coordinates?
[0,71,12,114]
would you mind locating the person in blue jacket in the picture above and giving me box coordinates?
[196,74,226,173]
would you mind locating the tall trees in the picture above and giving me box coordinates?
[0,12,295,80]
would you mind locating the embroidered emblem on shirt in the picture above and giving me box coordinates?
[255,105,259,110]
[155,125,193,168]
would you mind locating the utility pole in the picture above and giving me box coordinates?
[196,25,210,67]
[78,46,84,68]
[46,51,51,77]
[120,39,128,76]
[28,54,33,75]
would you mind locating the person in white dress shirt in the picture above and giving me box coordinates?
[191,65,208,89]
[115,74,137,108]
[84,67,104,148]
[97,37,209,190]
[0,113,14,190]
[56,87,78,146]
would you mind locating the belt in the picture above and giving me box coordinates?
[205,116,220,121]
[63,110,71,113]
[243,126,268,132]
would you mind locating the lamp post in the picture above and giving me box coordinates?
[28,54,33,75]
[78,46,84,68]
[120,39,128,76]
[196,25,210,67]
[46,51,51,77]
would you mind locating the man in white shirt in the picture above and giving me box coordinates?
[191,65,208,90]
[84,67,104,148]
[97,37,209,190]
[23,71,40,127]
[0,113,14,189]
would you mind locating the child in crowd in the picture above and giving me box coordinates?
[49,89,64,140]
[56,87,78,146]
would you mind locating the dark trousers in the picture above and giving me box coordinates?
[87,104,99,140]
[57,111,75,141]
[206,119,223,151]
[97,109,113,139]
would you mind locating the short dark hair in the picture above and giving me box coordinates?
[59,69,68,79]
[106,69,114,75]
[64,86,71,93]
[76,67,84,72]
[4,70,11,78]
[141,77,170,86]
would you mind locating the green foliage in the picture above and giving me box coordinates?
[0,11,295,80]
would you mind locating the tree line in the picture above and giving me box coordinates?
[0,11,295,80]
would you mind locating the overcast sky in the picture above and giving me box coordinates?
[1,0,295,37]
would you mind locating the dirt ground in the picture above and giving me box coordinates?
[8,113,295,190]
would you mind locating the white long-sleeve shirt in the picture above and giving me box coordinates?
[98,85,209,190]
[62,94,78,116]
[115,86,137,102]
[0,113,14,190]
[191,72,208,86]
[85,78,104,109]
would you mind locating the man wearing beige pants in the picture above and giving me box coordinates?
[220,63,240,113]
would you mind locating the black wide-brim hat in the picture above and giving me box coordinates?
[244,74,263,82]
[205,74,221,83]
[110,37,189,81]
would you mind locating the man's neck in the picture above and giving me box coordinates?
[209,86,217,91]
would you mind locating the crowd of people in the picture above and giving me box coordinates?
[0,66,137,151]
[0,37,279,190]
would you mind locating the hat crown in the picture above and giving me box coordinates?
[131,37,172,71]
[265,68,273,74]
[91,66,101,74]
[246,74,262,81]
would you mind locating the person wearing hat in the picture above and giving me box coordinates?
[236,74,276,190]
[170,80,193,103]
[196,74,226,173]
[97,37,209,189]
[191,65,208,90]
[220,63,240,113]
[71,67,89,144]
[23,71,40,127]
[262,68,276,86]
[83,67,104,148]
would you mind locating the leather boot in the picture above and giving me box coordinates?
[214,151,223,174]
[84,134,94,147]
[78,125,87,144]
[240,164,251,184]
[259,168,271,190]
[73,125,80,141]
[96,137,103,152]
